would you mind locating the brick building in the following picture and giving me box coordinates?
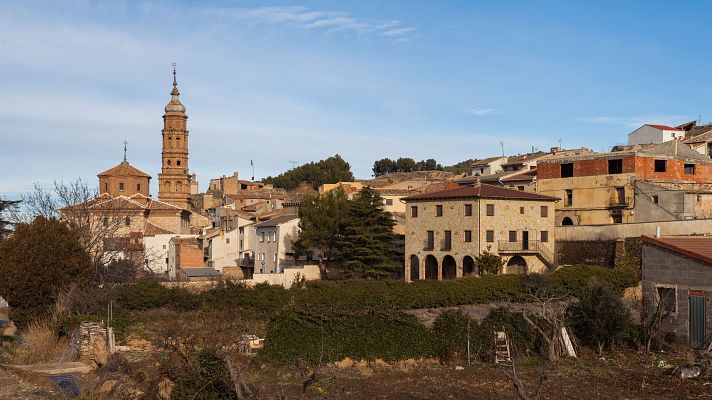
[642,235,712,349]
[537,141,712,225]
[403,183,558,281]
[98,161,151,197]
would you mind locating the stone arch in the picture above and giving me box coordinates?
[424,255,438,280]
[409,255,420,281]
[557,211,579,226]
[442,255,457,280]
[462,256,476,276]
[176,181,183,192]
[505,255,527,275]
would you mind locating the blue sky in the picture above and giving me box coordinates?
[1,0,710,199]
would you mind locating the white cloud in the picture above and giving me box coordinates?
[578,114,691,128]
[206,6,415,39]
[465,108,501,117]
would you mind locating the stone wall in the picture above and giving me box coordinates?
[642,244,712,346]
[556,218,712,241]
[556,240,617,266]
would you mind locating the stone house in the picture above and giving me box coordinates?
[683,130,712,160]
[641,235,712,349]
[537,141,712,226]
[403,183,558,281]
[253,215,301,273]
[471,156,507,176]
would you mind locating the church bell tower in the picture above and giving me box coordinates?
[157,65,191,209]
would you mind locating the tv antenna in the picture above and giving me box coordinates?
[499,141,505,156]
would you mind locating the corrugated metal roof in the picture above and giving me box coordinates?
[180,268,221,277]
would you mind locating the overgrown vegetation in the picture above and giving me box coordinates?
[567,282,631,354]
[263,154,354,190]
[0,216,92,325]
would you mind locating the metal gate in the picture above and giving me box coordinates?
[689,291,707,349]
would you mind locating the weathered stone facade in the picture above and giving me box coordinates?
[642,239,712,348]
[404,185,557,281]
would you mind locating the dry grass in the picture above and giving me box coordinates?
[9,320,67,365]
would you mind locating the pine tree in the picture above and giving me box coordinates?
[293,189,350,278]
[337,187,399,279]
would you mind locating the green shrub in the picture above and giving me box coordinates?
[261,309,436,364]
[432,310,479,362]
[566,282,630,354]
[479,308,537,359]
[171,349,236,400]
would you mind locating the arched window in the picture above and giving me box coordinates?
[177,160,181,166]
[167,159,172,166]
[165,181,171,191]
[124,216,131,226]
[409,255,420,281]
[442,255,457,280]
[562,217,574,226]
[176,181,183,191]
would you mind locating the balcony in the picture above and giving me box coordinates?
[608,199,629,208]
[498,240,555,267]
[237,257,254,267]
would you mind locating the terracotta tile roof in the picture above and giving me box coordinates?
[470,156,505,167]
[97,161,151,178]
[642,236,712,266]
[144,222,178,236]
[255,214,298,228]
[404,183,559,202]
[645,124,683,131]
[683,130,712,144]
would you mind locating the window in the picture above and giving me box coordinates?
[103,217,108,227]
[226,238,230,244]
[426,231,434,250]
[520,207,524,214]
[654,159,667,172]
[615,187,625,204]
[608,159,623,174]
[167,160,171,166]
[260,232,265,242]
[436,205,443,217]
[684,163,696,175]
[162,245,166,249]
[612,214,622,224]
[564,189,573,206]
[104,183,108,192]
[486,230,494,242]
[385,198,394,206]
[119,182,125,191]
[656,286,677,313]
[442,231,452,250]
[273,254,277,262]
[541,231,549,242]
[411,206,418,218]
[540,206,548,217]
[464,230,472,242]
[124,216,131,226]
[517,186,525,191]
[561,163,574,178]
[697,195,702,203]
[652,195,659,204]
[509,231,517,242]
[177,160,181,166]
[464,204,472,216]
[486,204,495,216]
[272,232,277,242]
[136,183,141,192]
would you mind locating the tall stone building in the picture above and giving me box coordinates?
[158,67,192,210]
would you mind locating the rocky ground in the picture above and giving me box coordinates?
[0,367,63,400]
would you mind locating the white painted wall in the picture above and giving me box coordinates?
[628,125,682,145]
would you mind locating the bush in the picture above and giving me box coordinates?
[433,311,479,362]
[171,349,237,400]
[567,282,630,354]
[261,309,435,364]
[479,308,538,359]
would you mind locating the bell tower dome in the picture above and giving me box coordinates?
[157,65,191,209]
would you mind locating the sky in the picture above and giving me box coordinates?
[1,0,711,199]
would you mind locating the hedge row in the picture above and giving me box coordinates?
[108,265,636,315]
[260,308,540,364]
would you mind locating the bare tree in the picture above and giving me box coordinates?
[520,275,568,363]
[20,179,133,282]
[639,291,674,352]
[499,356,547,400]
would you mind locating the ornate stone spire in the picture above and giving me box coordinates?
[165,63,186,114]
